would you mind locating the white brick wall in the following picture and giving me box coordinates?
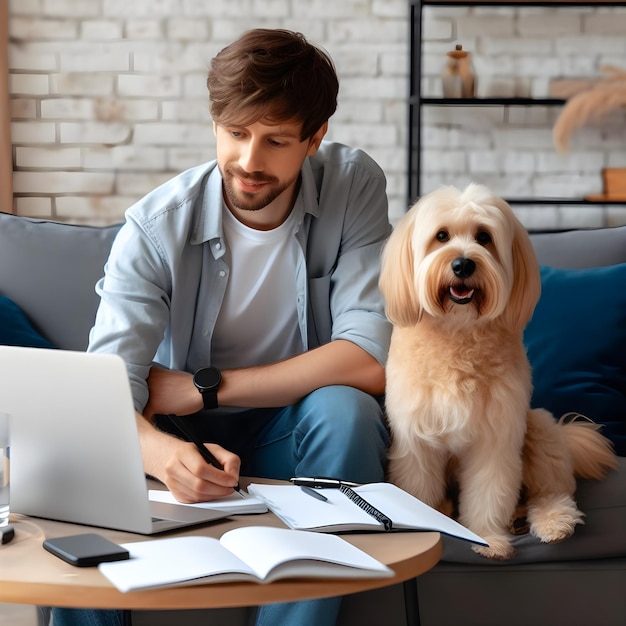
[7,0,411,224]
[6,1,626,230]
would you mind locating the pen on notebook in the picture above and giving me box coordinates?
[168,414,241,493]
[290,476,360,488]
[300,485,329,502]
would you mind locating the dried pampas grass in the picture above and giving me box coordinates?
[553,66,626,153]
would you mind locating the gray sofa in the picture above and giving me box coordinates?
[0,210,624,626]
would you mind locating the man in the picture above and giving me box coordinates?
[53,28,392,626]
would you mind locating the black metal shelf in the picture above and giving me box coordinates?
[419,1,626,6]
[408,0,626,206]
[507,198,626,205]
[417,97,566,106]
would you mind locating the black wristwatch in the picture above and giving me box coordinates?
[193,366,222,410]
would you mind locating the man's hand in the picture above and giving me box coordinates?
[139,367,240,503]
[160,438,241,503]
[137,413,241,503]
[143,365,203,420]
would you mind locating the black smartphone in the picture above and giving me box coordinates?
[43,533,130,567]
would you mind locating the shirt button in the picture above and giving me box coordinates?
[219,270,226,277]
[215,242,221,250]
[202,329,209,336]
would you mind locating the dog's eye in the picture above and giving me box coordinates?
[476,231,492,246]
[436,230,449,242]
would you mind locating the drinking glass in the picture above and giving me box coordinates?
[0,412,11,527]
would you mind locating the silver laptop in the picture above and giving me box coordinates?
[0,346,230,534]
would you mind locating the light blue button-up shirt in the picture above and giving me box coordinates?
[88,141,393,412]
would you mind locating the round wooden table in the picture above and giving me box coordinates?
[0,511,441,612]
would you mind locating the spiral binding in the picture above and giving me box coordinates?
[339,485,393,531]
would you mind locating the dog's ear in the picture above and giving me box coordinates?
[379,208,423,327]
[503,218,541,332]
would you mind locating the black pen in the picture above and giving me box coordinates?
[168,414,241,493]
[300,485,329,502]
[290,476,360,488]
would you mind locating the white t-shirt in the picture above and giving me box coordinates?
[211,204,303,369]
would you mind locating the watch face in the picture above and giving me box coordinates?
[194,366,222,391]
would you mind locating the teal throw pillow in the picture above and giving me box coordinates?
[523,264,626,456]
[0,295,55,349]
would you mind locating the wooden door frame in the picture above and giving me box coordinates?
[0,2,13,214]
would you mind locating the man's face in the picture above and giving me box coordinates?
[214,118,326,220]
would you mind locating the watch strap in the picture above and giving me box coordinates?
[200,388,218,410]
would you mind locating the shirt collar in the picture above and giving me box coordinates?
[191,166,224,246]
[299,156,321,220]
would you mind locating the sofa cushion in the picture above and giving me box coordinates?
[440,456,626,565]
[0,212,120,352]
[524,263,626,457]
[0,295,55,349]
[530,225,626,269]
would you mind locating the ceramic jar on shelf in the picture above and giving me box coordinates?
[441,44,475,98]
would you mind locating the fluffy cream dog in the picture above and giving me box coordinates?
[380,183,617,560]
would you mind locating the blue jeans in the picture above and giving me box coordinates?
[52,385,389,626]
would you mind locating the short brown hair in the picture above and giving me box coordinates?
[207,29,338,141]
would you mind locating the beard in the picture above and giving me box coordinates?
[221,164,297,213]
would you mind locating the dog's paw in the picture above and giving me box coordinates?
[527,494,584,543]
[529,514,580,543]
[472,537,515,560]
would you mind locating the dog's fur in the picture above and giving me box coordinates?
[380,183,617,559]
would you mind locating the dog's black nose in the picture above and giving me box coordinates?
[451,257,476,279]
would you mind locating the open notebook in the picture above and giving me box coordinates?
[98,526,394,592]
[148,489,267,515]
[247,482,488,546]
